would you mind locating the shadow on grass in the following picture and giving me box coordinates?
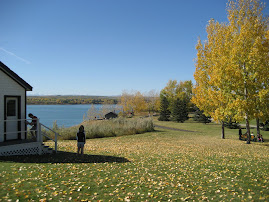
[0,151,130,164]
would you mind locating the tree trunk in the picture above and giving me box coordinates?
[256,118,260,137]
[221,121,225,139]
[246,115,251,144]
[243,63,251,144]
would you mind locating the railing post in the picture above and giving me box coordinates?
[37,119,42,155]
[39,122,60,154]
[36,119,40,142]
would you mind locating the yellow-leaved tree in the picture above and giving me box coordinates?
[120,90,147,115]
[192,0,269,143]
[120,90,134,113]
[133,91,147,114]
[144,90,160,115]
[161,80,193,109]
[192,20,234,139]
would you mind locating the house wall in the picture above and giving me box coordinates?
[0,70,26,142]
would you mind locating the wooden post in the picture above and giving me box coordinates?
[37,119,42,155]
[36,119,42,143]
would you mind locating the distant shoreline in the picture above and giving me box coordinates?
[27,103,117,105]
[27,95,119,105]
[27,95,120,98]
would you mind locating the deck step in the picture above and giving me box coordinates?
[41,144,53,154]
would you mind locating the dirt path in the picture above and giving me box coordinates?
[154,124,197,133]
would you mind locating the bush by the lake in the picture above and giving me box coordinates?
[44,117,154,140]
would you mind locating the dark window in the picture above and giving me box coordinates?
[7,100,16,116]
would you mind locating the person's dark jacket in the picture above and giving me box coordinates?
[77,132,85,143]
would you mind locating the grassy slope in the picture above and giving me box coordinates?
[154,118,269,139]
[0,120,268,201]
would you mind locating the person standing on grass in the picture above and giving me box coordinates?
[77,125,86,155]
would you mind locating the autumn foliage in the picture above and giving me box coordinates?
[159,80,193,122]
[192,0,269,141]
[120,90,160,115]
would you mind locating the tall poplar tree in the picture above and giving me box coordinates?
[227,0,269,143]
[192,0,269,143]
[192,20,233,139]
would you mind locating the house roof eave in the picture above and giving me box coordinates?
[0,61,33,91]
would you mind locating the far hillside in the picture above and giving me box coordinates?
[27,95,120,105]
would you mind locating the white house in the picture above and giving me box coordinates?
[0,61,32,142]
[0,61,59,156]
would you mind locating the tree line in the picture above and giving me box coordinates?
[158,80,194,122]
[118,80,211,124]
[27,96,119,105]
[119,90,160,116]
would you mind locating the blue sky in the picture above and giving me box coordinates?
[1,0,268,96]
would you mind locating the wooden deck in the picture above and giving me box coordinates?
[0,139,36,147]
[0,140,53,156]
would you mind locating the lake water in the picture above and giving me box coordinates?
[26,104,120,128]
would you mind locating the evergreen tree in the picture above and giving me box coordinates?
[171,98,188,123]
[193,106,211,124]
[158,95,170,121]
[161,80,193,113]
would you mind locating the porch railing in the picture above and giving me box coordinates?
[2,118,60,154]
[40,123,61,153]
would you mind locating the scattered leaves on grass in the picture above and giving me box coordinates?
[0,126,268,201]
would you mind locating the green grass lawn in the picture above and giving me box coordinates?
[0,121,269,201]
